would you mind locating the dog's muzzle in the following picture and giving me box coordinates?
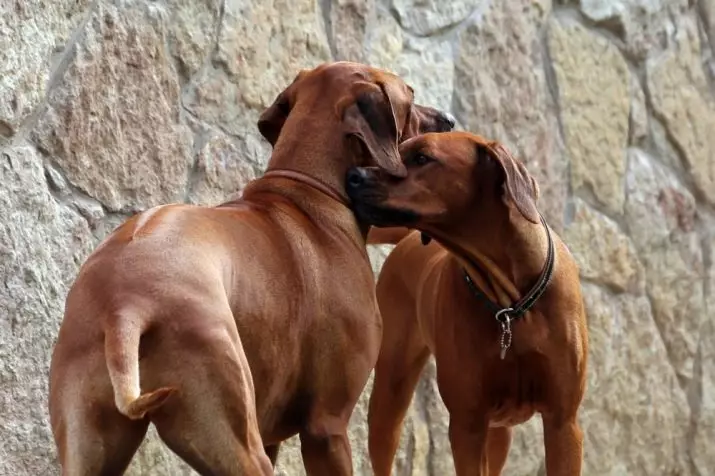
[346,167,372,191]
[345,167,419,227]
[438,112,456,131]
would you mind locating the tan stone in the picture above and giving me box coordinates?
[549,20,630,215]
[32,1,193,212]
[0,143,95,475]
[625,148,703,383]
[454,0,566,230]
[564,198,644,293]
[0,0,91,135]
[647,17,715,206]
[578,284,690,475]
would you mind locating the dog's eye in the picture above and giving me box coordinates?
[411,153,432,166]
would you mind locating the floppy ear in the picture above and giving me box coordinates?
[257,91,291,146]
[482,141,540,224]
[341,82,407,177]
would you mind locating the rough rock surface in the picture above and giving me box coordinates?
[454,0,566,230]
[549,20,630,215]
[0,0,91,136]
[0,144,95,474]
[647,16,715,206]
[1,0,714,475]
[31,1,194,212]
[563,198,643,294]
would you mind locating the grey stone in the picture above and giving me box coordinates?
[579,0,688,60]
[214,0,332,111]
[166,0,221,80]
[0,0,91,134]
[692,290,715,474]
[329,0,374,62]
[563,198,644,294]
[629,75,648,144]
[365,4,454,111]
[647,16,715,207]
[31,0,194,212]
[392,0,480,36]
[0,143,95,475]
[185,123,258,206]
[625,148,703,383]
[578,284,690,475]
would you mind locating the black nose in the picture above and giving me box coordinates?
[440,112,456,129]
[346,167,369,190]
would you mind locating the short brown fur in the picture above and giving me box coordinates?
[348,131,588,476]
[48,62,453,476]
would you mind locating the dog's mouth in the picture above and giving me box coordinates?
[345,167,420,227]
[348,190,420,227]
[353,202,420,227]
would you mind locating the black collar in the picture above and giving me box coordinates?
[462,213,555,325]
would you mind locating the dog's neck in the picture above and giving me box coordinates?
[434,206,550,310]
[241,122,372,241]
[264,122,353,202]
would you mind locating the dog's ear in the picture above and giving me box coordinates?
[258,69,310,146]
[480,141,540,224]
[341,82,407,178]
[257,91,291,146]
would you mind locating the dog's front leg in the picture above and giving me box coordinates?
[300,416,353,475]
[542,414,583,476]
[449,415,491,476]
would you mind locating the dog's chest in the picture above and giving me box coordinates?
[483,355,549,427]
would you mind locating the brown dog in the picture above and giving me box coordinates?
[346,131,588,475]
[48,61,454,476]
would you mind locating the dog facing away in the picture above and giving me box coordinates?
[346,131,588,475]
[48,62,454,476]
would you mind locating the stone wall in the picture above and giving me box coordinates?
[1,0,714,474]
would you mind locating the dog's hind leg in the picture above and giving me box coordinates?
[149,304,272,476]
[50,357,150,476]
[367,275,430,476]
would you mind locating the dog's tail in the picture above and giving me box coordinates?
[104,316,176,420]
[366,226,413,245]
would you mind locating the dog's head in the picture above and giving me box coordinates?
[345,132,540,234]
[257,62,455,178]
